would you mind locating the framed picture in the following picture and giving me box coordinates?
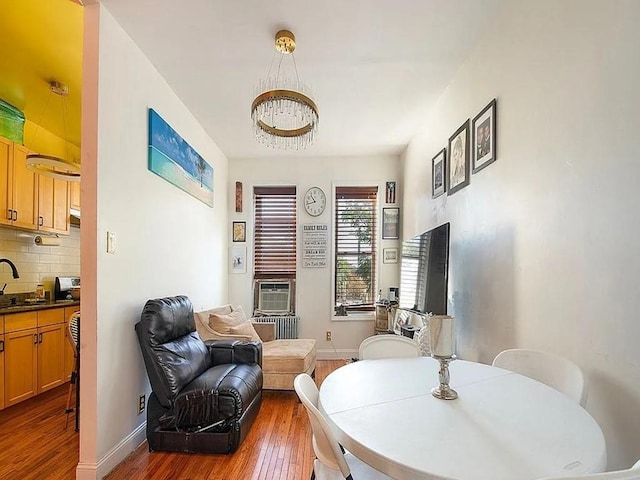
[382,207,400,239]
[472,98,497,173]
[147,108,214,207]
[230,246,246,274]
[235,181,243,212]
[383,247,398,264]
[447,119,470,195]
[232,221,246,242]
[385,181,397,204]
[432,148,446,198]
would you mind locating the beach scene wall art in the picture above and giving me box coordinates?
[148,108,214,207]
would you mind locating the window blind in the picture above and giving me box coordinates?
[334,186,378,312]
[253,186,297,277]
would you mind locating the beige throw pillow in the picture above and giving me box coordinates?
[228,321,262,343]
[209,309,247,334]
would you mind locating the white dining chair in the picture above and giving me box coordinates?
[492,348,587,407]
[293,373,392,480]
[537,458,640,479]
[358,334,419,360]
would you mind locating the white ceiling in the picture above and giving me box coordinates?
[100,0,504,160]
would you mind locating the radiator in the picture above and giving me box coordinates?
[253,315,299,339]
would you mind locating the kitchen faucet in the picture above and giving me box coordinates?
[0,258,20,279]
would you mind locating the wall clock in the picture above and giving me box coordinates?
[303,186,326,217]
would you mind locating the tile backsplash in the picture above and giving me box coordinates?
[0,225,80,296]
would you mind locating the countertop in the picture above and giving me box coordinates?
[0,299,80,315]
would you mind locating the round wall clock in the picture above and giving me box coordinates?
[303,186,326,217]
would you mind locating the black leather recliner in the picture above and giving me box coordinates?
[135,295,263,453]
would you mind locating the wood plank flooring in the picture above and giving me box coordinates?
[0,360,345,480]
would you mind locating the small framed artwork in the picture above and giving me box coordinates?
[235,181,243,212]
[385,181,397,204]
[472,98,497,174]
[432,148,446,198]
[383,247,398,264]
[382,207,400,239]
[232,221,246,242]
[447,119,470,195]
[230,246,246,274]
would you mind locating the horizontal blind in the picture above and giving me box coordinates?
[335,186,378,311]
[254,186,297,277]
[399,234,429,310]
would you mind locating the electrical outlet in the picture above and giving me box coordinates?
[326,331,332,341]
[138,394,146,415]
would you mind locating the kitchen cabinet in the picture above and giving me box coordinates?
[0,324,4,410]
[69,180,80,211]
[0,136,38,230]
[0,135,70,234]
[38,174,70,234]
[3,308,66,407]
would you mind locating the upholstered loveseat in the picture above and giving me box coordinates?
[194,305,316,390]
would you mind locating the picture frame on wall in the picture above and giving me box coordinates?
[472,98,497,174]
[382,207,400,239]
[447,119,470,195]
[385,181,397,204]
[230,246,247,274]
[383,247,398,264]
[432,148,446,198]
[232,221,246,242]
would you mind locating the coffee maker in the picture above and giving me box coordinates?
[54,276,80,300]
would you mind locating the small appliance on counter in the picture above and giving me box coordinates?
[55,276,81,301]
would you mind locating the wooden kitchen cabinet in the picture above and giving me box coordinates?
[0,331,5,411]
[3,308,67,407]
[0,137,38,230]
[69,180,80,211]
[4,326,38,407]
[38,174,70,235]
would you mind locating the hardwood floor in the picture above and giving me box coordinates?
[0,360,345,480]
[0,384,79,480]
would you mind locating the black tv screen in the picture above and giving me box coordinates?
[398,222,450,315]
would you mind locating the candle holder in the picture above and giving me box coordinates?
[431,354,458,400]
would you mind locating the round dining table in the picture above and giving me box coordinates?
[319,357,606,480]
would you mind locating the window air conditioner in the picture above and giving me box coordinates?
[257,281,292,314]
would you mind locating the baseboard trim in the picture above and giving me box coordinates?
[76,463,98,480]
[317,348,357,360]
[95,422,147,479]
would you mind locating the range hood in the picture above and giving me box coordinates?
[70,207,80,226]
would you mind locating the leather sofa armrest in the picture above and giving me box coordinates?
[205,340,263,367]
[252,322,276,342]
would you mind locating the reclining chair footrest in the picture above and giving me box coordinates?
[149,426,237,454]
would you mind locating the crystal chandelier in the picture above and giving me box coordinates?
[251,30,319,149]
[25,81,80,182]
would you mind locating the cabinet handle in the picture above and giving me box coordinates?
[39,333,43,344]
[6,209,11,220]
[34,333,38,344]
[39,216,43,226]
[0,340,4,352]
[13,210,17,221]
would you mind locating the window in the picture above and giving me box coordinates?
[334,186,378,315]
[253,186,297,278]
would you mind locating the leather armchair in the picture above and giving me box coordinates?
[135,295,263,453]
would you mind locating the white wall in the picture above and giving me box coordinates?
[402,0,640,468]
[79,5,230,478]
[229,155,400,359]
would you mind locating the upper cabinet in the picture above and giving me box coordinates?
[69,180,80,211]
[0,137,38,230]
[0,135,70,235]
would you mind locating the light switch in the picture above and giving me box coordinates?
[107,231,116,254]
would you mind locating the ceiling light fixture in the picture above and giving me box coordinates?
[25,81,80,182]
[251,30,319,149]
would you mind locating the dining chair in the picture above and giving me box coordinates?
[64,310,80,430]
[492,348,587,406]
[537,458,640,479]
[358,334,419,360]
[293,373,392,480]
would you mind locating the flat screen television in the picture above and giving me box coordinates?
[398,222,450,315]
